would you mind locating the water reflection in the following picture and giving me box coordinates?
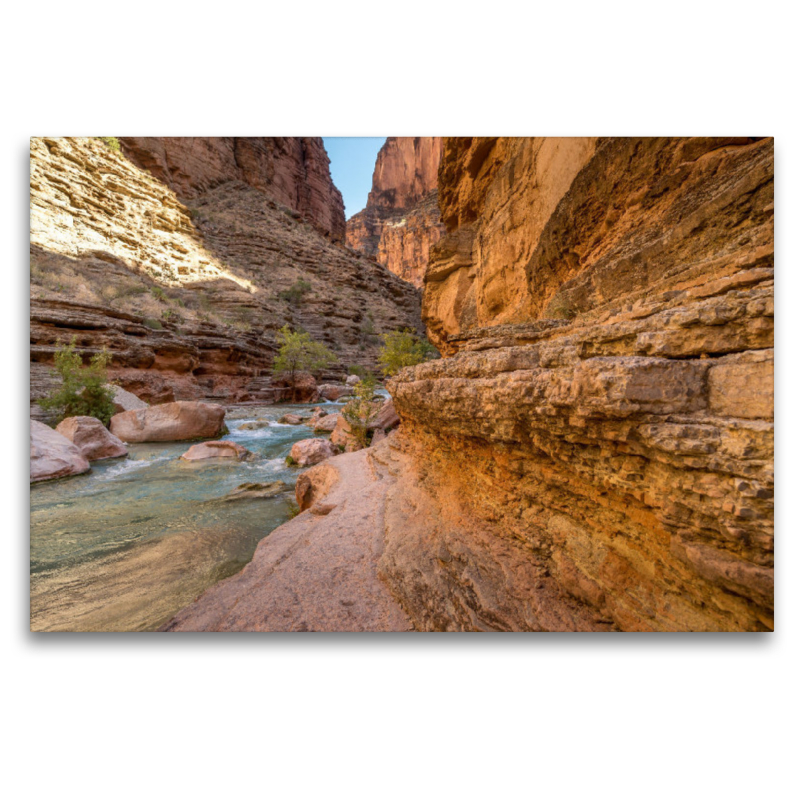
[30,401,344,631]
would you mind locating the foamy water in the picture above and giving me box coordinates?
[30,402,339,631]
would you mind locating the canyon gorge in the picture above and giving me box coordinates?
[30,137,421,413]
[30,136,774,633]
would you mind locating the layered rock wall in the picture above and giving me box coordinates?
[119,137,346,241]
[346,137,445,287]
[30,137,421,411]
[388,137,774,631]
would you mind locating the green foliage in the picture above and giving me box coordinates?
[40,337,116,425]
[99,137,121,151]
[272,325,336,401]
[150,286,167,302]
[341,373,379,449]
[285,455,298,468]
[278,279,312,305]
[348,364,367,378]
[378,329,438,376]
[143,317,163,330]
[286,500,301,518]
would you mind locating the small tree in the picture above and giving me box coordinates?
[378,329,438,377]
[272,326,336,401]
[40,337,116,425]
[341,373,380,449]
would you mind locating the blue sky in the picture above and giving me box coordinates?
[323,137,386,219]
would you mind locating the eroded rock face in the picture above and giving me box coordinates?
[119,137,346,242]
[55,416,128,461]
[109,401,226,443]
[30,137,422,413]
[290,438,337,467]
[346,138,445,287]
[30,420,90,482]
[388,136,774,632]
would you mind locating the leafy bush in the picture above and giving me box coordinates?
[378,329,438,376]
[348,364,367,378]
[40,338,116,425]
[341,373,379,448]
[143,317,163,330]
[278,279,312,305]
[272,325,336,401]
[150,286,167,302]
[98,137,121,151]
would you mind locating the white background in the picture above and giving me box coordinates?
[3,2,797,798]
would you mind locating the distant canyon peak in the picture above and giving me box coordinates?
[346,137,445,288]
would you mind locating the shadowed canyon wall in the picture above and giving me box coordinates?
[30,137,421,412]
[346,137,445,287]
[386,136,774,631]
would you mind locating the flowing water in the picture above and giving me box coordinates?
[30,401,346,632]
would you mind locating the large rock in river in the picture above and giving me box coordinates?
[108,385,148,414]
[180,441,250,462]
[290,438,337,467]
[109,401,226,443]
[30,419,91,482]
[55,416,128,461]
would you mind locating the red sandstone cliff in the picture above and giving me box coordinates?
[346,137,445,287]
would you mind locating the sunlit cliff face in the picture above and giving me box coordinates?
[30,137,256,292]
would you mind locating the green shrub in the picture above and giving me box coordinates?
[40,338,116,425]
[273,325,336,401]
[285,455,298,467]
[98,137,121,151]
[278,279,312,305]
[348,364,367,378]
[150,286,167,302]
[143,317,163,330]
[341,373,379,449]
[378,329,438,376]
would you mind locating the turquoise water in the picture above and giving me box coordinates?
[30,401,344,632]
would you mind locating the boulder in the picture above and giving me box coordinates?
[108,385,148,414]
[180,441,251,462]
[370,428,387,446]
[279,414,304,425]
[346,374,362,387]
[30,420,90,482]
[331,414,361,452]
[109,401,226,443]
[290,438,337,467]
[55,416,128,461]
[272,372,318,403]
[313,414,340,433]
[239,418,271,431]
[368,398,400,432]
[305,407,328,427]
[221,481,290,501]
[318,383,352,402]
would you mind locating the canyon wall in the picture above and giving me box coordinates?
[386,137,774,631]
[30,137,421,412]
[119,137,346,242]
[346,137,445,287]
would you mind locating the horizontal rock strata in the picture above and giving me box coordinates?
[389,136,774,631]
[30,137,422,413]
[346,138,445,287]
